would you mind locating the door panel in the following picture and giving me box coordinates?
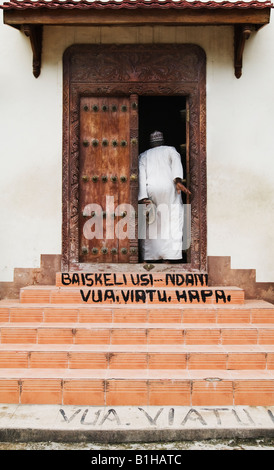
[79,97,131,263]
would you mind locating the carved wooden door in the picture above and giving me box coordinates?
[63,45,207,272]
[79,96,137,263]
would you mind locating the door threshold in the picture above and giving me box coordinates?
[68,263,206,274]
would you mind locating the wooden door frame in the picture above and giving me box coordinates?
[62,43,207,272]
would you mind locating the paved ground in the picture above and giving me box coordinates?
[0,438,274,450]
[0,404,274,451]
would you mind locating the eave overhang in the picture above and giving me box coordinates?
[1,0,272,78]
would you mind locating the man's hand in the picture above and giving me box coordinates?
[138,198,151,205]
[175,181,191,196]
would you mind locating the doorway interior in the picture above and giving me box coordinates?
[138,95,189,263]
[138,96,187,154]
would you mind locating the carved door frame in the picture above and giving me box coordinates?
[62,43,207,272]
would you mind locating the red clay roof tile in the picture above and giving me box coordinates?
[1,0,273,10]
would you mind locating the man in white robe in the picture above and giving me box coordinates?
[138,131,190,262]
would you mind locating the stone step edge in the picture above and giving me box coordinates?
[56,272,209,288]
[0,343,273,352]
[0,369,274,385]
[2,321,274,328]
[0,367,274,379]
[1,298,273,308]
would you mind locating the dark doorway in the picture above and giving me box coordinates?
[138,95,189,202]
[138,95,189,263]
[138,96,187,153]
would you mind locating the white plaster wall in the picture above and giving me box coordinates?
[0,11,273,282]
[205,25,274,282]
[0,19,63,282]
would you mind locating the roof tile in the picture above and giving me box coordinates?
[1,0,273,10]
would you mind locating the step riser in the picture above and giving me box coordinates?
[0,377,273,406]
[1,327,274,345]
[1,307,274,323]
[20,288,245,305]
[56,272,209,288]
[0,351,273,370]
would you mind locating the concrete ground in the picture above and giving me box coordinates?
[0,438,274,450]
[0,404,274,450]
[0,438,274,452]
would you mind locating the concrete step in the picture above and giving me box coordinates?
[0,344,273,370]
[1,322,274,345]
[1,404,274,443]
[0,368,273,406]
[1,299,273,323]
[19,285,245,305]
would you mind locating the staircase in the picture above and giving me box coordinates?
[0,271,273,406]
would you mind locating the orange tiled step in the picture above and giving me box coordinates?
[1,300,273,323]
[56,272,209,288]
[1,322,274,345]
[0,368,273,406]
[0,344,273,370]
[19,285,245,305]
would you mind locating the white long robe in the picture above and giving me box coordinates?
[138,145,184,261]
